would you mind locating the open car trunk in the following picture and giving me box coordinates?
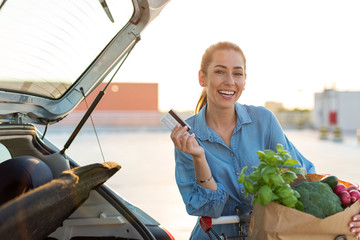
[0,124,172,240]
[0,162,121,240]
[0,0,173,239]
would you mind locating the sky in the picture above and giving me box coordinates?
[2,0,360,112]
[116,0,360,112]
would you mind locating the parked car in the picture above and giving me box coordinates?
[0,0,174,239]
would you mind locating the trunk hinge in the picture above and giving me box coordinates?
[14,112,26,124]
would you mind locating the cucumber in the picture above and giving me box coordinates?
[320,175,339,190]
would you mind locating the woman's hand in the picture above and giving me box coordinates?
[350,214,360,238]
[171,124,217,190]
[170,124,204,158]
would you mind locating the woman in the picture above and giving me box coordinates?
[170,41,360,239]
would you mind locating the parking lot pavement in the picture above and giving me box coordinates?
[284,129,360,184]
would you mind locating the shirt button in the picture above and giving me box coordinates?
[241,190,244,193]
[231,153,235,157]
[236,170,240,175]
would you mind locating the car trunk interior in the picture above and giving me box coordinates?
[0,124,150,240]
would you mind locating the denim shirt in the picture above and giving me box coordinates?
[174,103,316,239]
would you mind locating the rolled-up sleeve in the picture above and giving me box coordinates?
[175,148,229,218]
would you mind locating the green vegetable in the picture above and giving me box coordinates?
[258,185,273,206]
[320,175,338,190]
[238,144,305,209]
[293,181,343,218]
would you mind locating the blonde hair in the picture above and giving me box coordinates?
[195,41,246,114]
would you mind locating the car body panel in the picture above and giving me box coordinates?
[0,0,173,239]
[0,0,169,125]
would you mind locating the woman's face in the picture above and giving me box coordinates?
[200,49,246,111]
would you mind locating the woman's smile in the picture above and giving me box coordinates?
[218,90,236,99]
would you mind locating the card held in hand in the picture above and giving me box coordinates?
[161,109,191,131]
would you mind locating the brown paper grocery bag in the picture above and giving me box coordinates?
[248,200,360,240]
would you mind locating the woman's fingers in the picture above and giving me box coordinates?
[184,133,205,157]
[350,226,360,237]
[170,124,189,149]
[170,126,204,158]
[170,125,202,155]
[185,133,195,149]
[178,130,195,152]
[349,214,360,237]
[179,131,191,150]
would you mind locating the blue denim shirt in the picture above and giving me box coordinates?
[174,103,316,239]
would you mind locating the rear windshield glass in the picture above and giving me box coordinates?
[0,0,133,99]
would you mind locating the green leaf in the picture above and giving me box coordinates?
[283,158,299,167]
[281,171,297,182]
[240,166,248,175]
[253,196,261,205]
[281,152,292,160]
[243,178,256,194]
[276,185,293,199]
[257,151,266,161]
[295,200,304,211]
[264,149,276,158]
[249,170,261,181]
[276,144,284,152]
[258,185,273,206]
[293,189,301,199]
[261,165,277,176]
[281,195,298,208]
[269,173,285,186]
[268,156,281,166]
[262,174,269,183]
[288,167,304,176]
[272,155,285,166]
[271,192,280,201]
[257,162,267,170]
[253,183,260,193]
[238,166,248,183]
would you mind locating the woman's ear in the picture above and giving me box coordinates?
[198,70,206,87]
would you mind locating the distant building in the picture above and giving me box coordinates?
[265,101,284,113]
[313,89,360,132]
[265,101,311,129]
[76,82,158,111]
[60,82,162,126]
[265,101,312,128]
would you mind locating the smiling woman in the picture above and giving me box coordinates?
[169,41,352,239]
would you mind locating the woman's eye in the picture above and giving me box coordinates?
[234,72,243,77]
[215,70,224,74]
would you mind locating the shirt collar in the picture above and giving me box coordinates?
[193,102,252,141]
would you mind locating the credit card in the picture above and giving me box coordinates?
[161,109,191,131]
